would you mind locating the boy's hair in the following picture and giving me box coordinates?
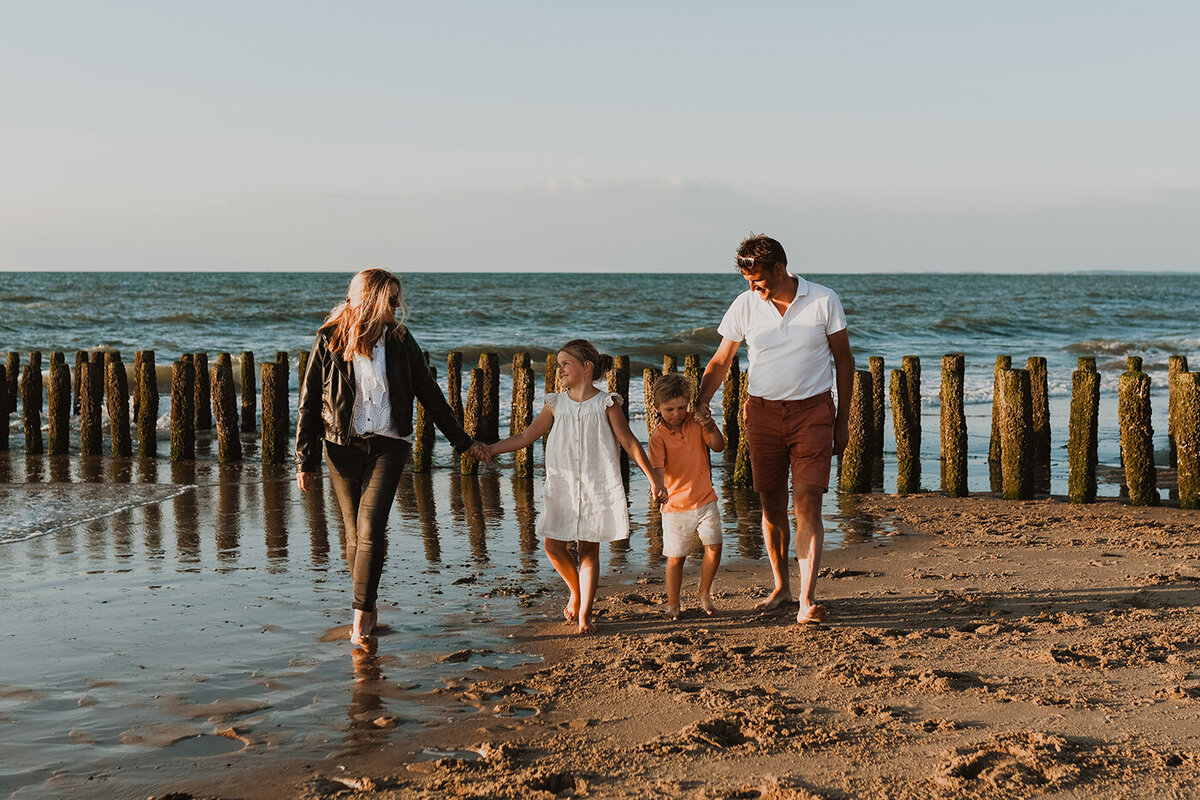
[652,372,692,407]
[558,339,614,381]
[736,233,788,273]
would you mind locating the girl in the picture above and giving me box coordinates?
[490,339,667,634]
[296,269,490,648]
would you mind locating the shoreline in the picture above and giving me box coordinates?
[180,491,1200,800]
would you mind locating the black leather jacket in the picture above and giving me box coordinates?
[295,323,473,473]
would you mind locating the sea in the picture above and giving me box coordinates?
[0,271,1196,797]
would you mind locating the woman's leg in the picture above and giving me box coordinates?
[351,440,410,621]
[543,538,581,622]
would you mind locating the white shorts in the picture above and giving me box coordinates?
[661,500,722,558]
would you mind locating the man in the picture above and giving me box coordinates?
[697,234,853,624]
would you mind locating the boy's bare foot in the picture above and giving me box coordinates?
[577,613,596,634]
[699,594,717,616]
[797,603,827,624]
[664,604,680,621]
[754,588,793,612]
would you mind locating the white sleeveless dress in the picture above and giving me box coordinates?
[536,391,630,543]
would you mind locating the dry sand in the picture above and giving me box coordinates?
[181,493,1200,800]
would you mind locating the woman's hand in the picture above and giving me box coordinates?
[466,441,493,462]
[297,472,317,492]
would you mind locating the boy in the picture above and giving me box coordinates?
[648,373,725,621]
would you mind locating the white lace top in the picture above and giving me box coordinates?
[350,338,405,439]
[536,391,629,543]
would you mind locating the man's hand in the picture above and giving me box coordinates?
[465,441,493,462]
[833,420,849,456]
[693,405,717,431]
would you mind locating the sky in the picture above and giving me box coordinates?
[1,2,1197,272]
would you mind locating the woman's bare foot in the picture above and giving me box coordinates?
[754,587,793,612]
[361,610,376,638]
[797,603,827,624]
[699,594,717,616]
[577,613,596,634]
[350,609,367,646]
[664,604,681,622]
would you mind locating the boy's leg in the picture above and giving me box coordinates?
[698,543,722,615]
[577,541,601,634]
[665,557,685,620]
[543,538,581,622]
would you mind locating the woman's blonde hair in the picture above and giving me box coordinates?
[322,269,406,359]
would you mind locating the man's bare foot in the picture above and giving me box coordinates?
[577,613,596,634]
[699,594,717,616]
[664,604,680,622]
[797,603,827,624]
[754,588,793,612]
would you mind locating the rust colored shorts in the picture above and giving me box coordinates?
[744,391,835,494]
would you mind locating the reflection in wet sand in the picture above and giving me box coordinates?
[112,508,134,560]
[410,472,440,564]
[216,471,241,563]
[143,495,164,563]
[305,475,330,569]
[79,455,103,484]
[479,470,503,523]
[110,457,133,484]
[25,453,45,483]
[511,475,537,565]
[642,499,663,570]
[835,491,878,545]
[263,475,289,569]
[732,487,763,561]
[345,649,395,751]
[49,454,71,483]
[461,476,488,564]
[173,466,200,565]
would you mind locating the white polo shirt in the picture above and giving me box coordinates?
[717,275,847,401]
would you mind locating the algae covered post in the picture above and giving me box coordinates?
[73,350,86,416]
[1118,364,1158,506]
[1067,357,1099,504]
[988,355,1012,490]
[733,369,752,489]
[412,352,436,474]
[1175,371,1200,510]
[274,352,289,444]
[869,356,885,486]
[136,352,158,458]
[890,369,918,495]
[193,352,211,431]
[447,351,464,425]
[513,354,536,479]
[171,358,196,462]
[48,358,70,456]
[721,353,740,457]
[212,353,242,463]
[901,355,920,457]
[684,354,700,410]
[0,362,7,451]
[461,367,483,476]
[838,369,872,494]
[80,355,103,456]
[607,355,630,480]
[999,368,1033,501]
[5,353,17,413]
[939,353,967,497]
[240,351,256,433]
[663,354,677,374]
[21,352,43,454]
[106,352,132,458]
[1169,355,1189,469]
[259,361,283,465]
[1027,356,1051,468]
[479,352,499,443]
[643,367,662,436]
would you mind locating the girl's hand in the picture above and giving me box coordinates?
[466,441,493,462]
[297,472,316,492]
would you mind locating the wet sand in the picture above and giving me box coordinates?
[180,492,1200,800]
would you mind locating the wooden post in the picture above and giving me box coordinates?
[607,355,630,480]
[684,355,700,410]
[733,370,752,488]
[479,352,499,443]
[448,351,465,425]
[171,359,196,462]
[6,353,19,413]
[1067,357,1099,503]
[21,352,43,454]
[137,353,158,458]
[240,351,256,433]
[1026,356,1050,465]
[513,357,536,479]
[132,350,144,424]
[1118,365,1158,506]
[1168,355,1189,469]
[1175,372,1200,510]
[48,359,71,455]
[869,356,885,483]
[939,354,967,497]
[73,350,86,415]
[260,362,282,465]
[413,352,436,473]
[212,353,242,463]
[999,368,1033,500]
[106,353,132,457]
[890,370,918,494]
[274,352,289,445]
[1127,356,1143,372]
[541,352,556,449]
[988,355,1011,491]
[902,355,920,459]
[722,353,740,457]
[192,353,211,430]
[838,369,872,494]
[663,354,678,374]
[80,356,103,456]
[461,367,483,476]
[0,363,8,451]
[643,367,662,436]
[297,351,309,389]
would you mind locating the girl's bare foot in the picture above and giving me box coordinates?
[664,604,681,622]
[577,613,596,634]
[563,595,581,623]
[797,603,827,624]
[754,588,793,612]
[699,594,717,616]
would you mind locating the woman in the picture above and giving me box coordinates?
[296,269,489,647]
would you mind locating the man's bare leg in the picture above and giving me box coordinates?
[698,543,721,615]
[794,485,827,623]
[755,487,794,610]
[665,556,685,620]
[544,538,581,623]
[576,542,601,634]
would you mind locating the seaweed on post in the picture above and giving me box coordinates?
[838,369,872,494]
[939,354,967,497]
[1067,363,1100,504]
[1118,367,1158,506]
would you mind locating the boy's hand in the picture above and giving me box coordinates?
[651,481,669,505]
[693,405,717,431]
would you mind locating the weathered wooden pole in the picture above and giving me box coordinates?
[663,354,678,374]
[297,351,309,388]
[1168,355,1189,469]
[80,355,103,456]
[838,369,872,494]
[48,359,71,455]
[171,358,196,462]
[1118,365,1158,506]
[607,355,630,480]
[939,353,968,497]
[5,353,19,414]
[999,368,1033,500]
[1026,356,1051,466]
[21,352,43,454]
[0,363,8,451]
[136,353,158,458]
[448,351,465,425]
[1127,356,1143,372]
[479,352,499,443]
[988,355,1011,490]
[131,350,144,424]
[105,353,132,457]
[274,352,289,445]
[902,356,921,459]
[412,353,437,474]
[240,351,256,433]
[212,353,242,463]
[643,367,662,435]
[460,367,483,476]
[684,355,700,410]
[1067,357,1100,504]
[722,353,740,456]
[72,350,86,415]
[513,357,536,479]
[733,369,752,488]
[192,353,211,431]
[869,356,885,484]
[1175,372,1200,510]
[890,370,918,494]
[259,362,282,465]
[541,352,556,448]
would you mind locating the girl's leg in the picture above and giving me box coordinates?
[543,538,581,622]
[698,543,722,615]
[576,541,601,634]
[351,440,410,633]
[665,557,685,621]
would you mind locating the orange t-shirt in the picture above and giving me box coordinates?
[648,417,717,512]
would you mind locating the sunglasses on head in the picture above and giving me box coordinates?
[736,256,775,270]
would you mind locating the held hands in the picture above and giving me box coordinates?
[692,404,717,432]
[650,480,669,505]
[465,441,493,462]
